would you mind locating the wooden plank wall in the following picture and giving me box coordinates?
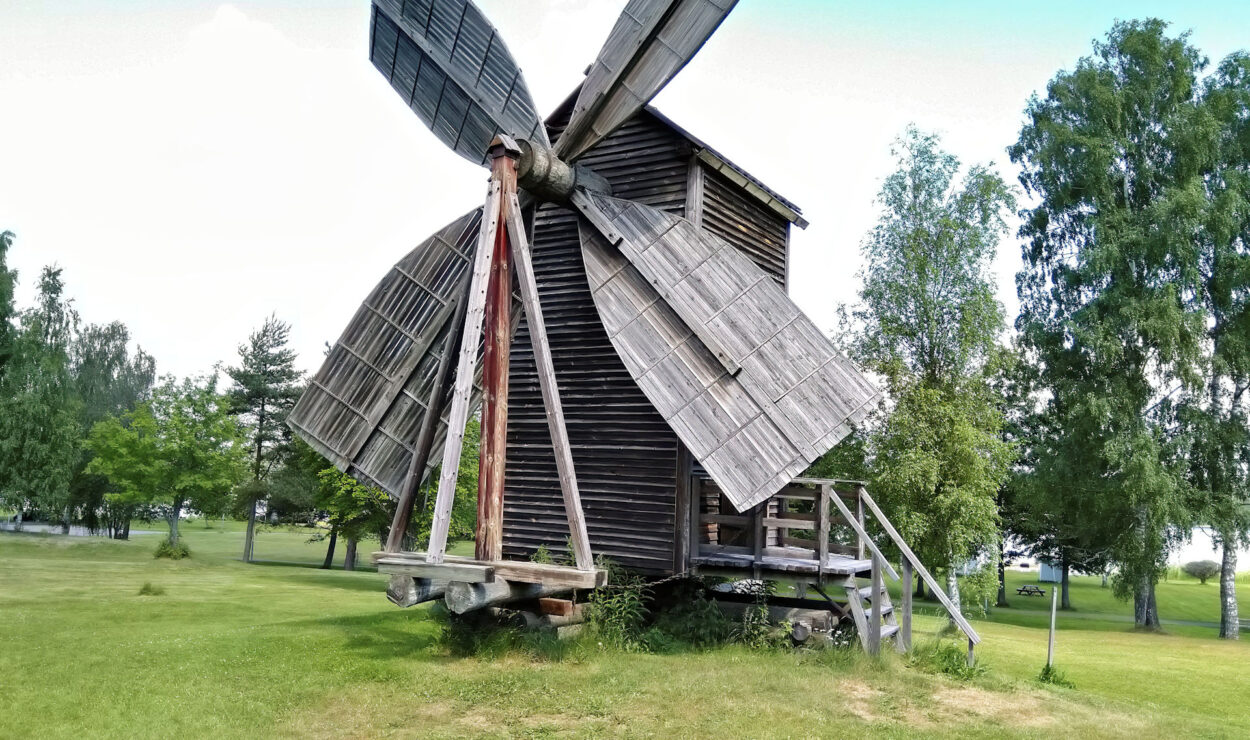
[502,109,691,572]
[699,165,789,286]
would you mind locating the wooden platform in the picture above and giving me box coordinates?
[691,551,871,575]
[372,551,607,589]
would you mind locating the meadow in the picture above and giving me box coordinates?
[1,522,1248,739]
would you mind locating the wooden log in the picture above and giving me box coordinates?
[444,578,570,615]
[713,601,836,632]
[386,575,447,608]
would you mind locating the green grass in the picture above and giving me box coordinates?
[1,528,1247,738]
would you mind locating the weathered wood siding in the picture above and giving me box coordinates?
[699,165,790,286]
[502,110,691,572]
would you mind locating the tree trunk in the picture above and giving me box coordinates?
[242,500,257,562]
[1220,533,1239,640]
[1134,574,1160,630]
[1060,556,1072,610]
[167,500,182,545]
[344,538,358,571]
[14,509,22,532]
[61,506,71,535]
[1101,569,1108,588]
[995,539,1009,608]
[946,564,962,627]
[320,528,338,569]
[914,578,926,600]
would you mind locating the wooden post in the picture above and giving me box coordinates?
[968,638,976,667]
[752,501,764,579]
[689,475,702,564]
[475,139,519,563]
[817,483,830,584]
[868,552,882,656]
[673,446,692,573]
[1047,584,1058,667]
[384,286,468,553]
[503,190,593,570]
[425,182,502,564]
[856,489,865,561]
[900,559,913,653]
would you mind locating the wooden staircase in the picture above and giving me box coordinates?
[843,563,903,653]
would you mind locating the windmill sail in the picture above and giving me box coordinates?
[289,208,486,494]
[576,193,878,512]
[369,0,549,167]
[555,0,737,163]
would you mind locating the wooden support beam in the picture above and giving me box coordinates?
[372,551,607,589]
[384,283,468,553]
[476,146,518,563]
[868,552,883,656]
[752,502,764,580]
[899,559,913,653]
[377,557,494,583]
[856,490,865,561]
[504,192,593,571]
[689,475,703,565]
[426,180,502,564]
[386,575,447,608]
[817,484,830,584]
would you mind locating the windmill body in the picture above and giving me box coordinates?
[290,0,948,635]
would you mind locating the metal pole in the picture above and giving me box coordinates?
[1047,584,1058,667]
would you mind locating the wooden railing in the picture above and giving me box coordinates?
[692,477,981,661]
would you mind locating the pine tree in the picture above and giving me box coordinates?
[226,315,302,562]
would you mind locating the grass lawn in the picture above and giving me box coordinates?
[1,526,1248,738]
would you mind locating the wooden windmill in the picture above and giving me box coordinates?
[289,0,971,645]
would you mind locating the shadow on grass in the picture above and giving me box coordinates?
[287,609,441,660]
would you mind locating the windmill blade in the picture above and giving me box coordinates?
[289,207,488,496]
[369,0,549,167]
[574,192,878,512]
[554,0,737,163]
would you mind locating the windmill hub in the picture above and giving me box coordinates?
[515,139,611,204]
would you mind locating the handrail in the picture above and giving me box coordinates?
[857,486,981,645]
[827,487,900,581]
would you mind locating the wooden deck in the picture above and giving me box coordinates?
[692,551,870,575]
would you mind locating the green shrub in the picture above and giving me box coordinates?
[651,588,732,648]
[1038,663,1075,688]
[153,538,191,560]
[137,582,165,596]
[1182,560,1220,585]
[909,639,986,680]
[587,565,651,652]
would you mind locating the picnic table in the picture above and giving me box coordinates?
[1016,584,1046,597]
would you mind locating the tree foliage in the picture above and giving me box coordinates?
[846,127,1016,602]
[86,375,248,545]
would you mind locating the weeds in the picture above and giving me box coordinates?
[137,582,165,596]
[908,639,986,680]
[153,538,191,560]
[1038,663,1075,688]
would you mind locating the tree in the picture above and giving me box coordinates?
[1182,560,1220,585]
[226,316,302,562]
[86,375,247,546]
[848,127,1016,619]
[70,322,156,537]
[315,469,393,571]
[0,230,16,375]
[0,267,81,531]
[1011,20,1214,629]
[1184,52,1250,639]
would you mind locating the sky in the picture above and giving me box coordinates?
[3,0,1250,379]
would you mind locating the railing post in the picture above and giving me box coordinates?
[856,488,865,561]
[752,501,763,580]
[868,551,882,656]
[900,559,913,653]
[817,484,830,584]
[968,638,976,667]
[689,476,702,564]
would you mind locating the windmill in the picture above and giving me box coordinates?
[288,0,883,609]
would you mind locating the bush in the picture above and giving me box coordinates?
[137,582,165,596]
[908,639,986,680]
[1038,663,1074,688]
[154,538,191,560]
[587,565,651,652]
[1182,560,1219,585]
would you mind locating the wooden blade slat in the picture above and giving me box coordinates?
[369,0,548,167]
[555,0,737,162]
[575,193,878,513]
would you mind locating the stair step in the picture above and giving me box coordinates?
[879,624,900,639]
[857,585,888,599]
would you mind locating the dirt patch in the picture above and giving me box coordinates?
[836,678,889,724]
[933,686,1055,728]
